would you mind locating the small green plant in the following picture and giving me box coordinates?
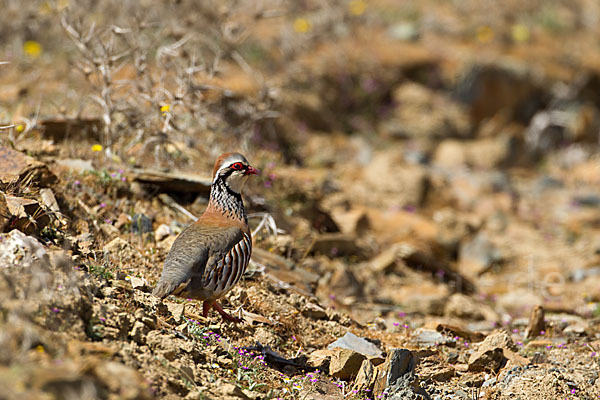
[537,5,569,33]
[186,320,270,394]
[40,225,61,242]
[346,388,374,400]
[186,320,213,346]
[186,319,328,399]
[87,262,114,280]
[233,359,267,392]
[84,169,128,196]
[86,316,104,341]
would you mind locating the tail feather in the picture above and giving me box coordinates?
[152,280,174,299]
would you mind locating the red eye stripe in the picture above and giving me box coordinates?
[231,162,244,170]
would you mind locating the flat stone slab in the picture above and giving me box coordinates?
[0,145,56,187]
[327,332,383,358]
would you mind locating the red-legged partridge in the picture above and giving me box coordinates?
[153,152,258,322]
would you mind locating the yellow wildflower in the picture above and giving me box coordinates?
[349,0,367,16]
[92,144,103,152]
[23,41,42,58]
[39,0,68,13]
[15,381,25,393]
[511,24,530,43]
[160,104,170,114]
[476,26,494,43]
[57,0,70,10]
[38,1,52,15]
[293,18,312,34]
[15,124,24,133]
[35,345,44,353]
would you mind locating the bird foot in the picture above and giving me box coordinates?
[203,301,243,323]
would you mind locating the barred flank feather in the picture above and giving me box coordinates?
[208,232,252,294]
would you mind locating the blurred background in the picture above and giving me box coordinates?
[2,0,600,167]
[1,0,600,399]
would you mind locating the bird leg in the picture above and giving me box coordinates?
[213,301,243,323]
[202,301,212,318]
[202,300,242,323]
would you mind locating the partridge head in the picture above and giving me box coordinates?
[153,152,259,322]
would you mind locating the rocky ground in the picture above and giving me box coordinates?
[1,0,600,399]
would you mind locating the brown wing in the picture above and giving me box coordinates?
[152,224,244,299]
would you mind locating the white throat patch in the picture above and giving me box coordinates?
[225,172,249,194]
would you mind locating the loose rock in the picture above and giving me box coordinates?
[373,348,422,397]
[524,305,545,339]
[131,213,153,234]
[444,293,498,321]
[468,330,527,372]
[307,349,332,373]
[414,329,454,347]
[166,302,186,324]
[327,332,383,358]
[328,348,366,380]
[0,145,56,187]
[353,359,379,392]
[129,276,150,292]
[303,302,328,320]
[155,223,172,241]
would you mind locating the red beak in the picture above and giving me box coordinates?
[245,165,259,175]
